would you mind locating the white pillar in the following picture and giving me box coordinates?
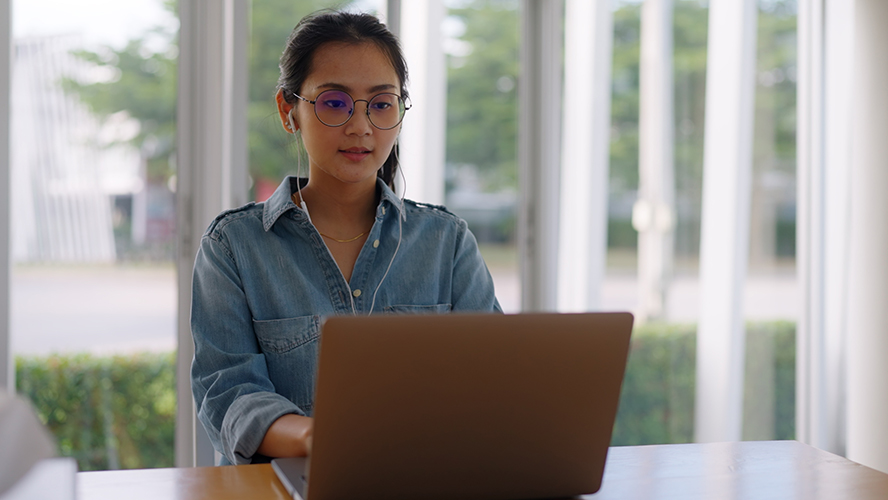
[385,0,400,37]
[846,0,888,474]
[176,0,249,467]
[633,0,675,323]
[694,0,757,443]
[820,0,854,456]
[398,0,445,205]
[795,0,826,452]
[0,0,10,393]
[556,0,613,313]
[519,0,562,312]
[796,0,854,457]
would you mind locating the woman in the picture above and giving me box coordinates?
[190,10,501,466]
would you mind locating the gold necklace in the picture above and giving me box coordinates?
[318,231,366,243]
[291,193,367,243]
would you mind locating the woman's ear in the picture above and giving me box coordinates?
[276,89,297,134]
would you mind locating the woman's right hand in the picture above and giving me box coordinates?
[257,414,314,457]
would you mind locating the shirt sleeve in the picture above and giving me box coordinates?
[450,219,503,313]
[190,230,303,465]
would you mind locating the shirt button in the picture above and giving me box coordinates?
[372,239,380,248]
[353,289,362,298]
[381,206,386,215]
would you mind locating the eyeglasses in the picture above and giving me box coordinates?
[292,89,410,130]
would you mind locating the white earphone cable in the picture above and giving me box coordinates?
[288,112,313,225]
[288,109,404,317]
[289,110,356,315]
[368,143,406,315]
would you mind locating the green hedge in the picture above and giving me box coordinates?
[15,322,795,470]
[612,320,796,445]
[612,322,697,445]
[15,353,175,471]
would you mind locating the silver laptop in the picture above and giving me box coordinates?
[272,312,633,500]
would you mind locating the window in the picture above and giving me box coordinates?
[608,0,797,444]
[10,0,178,470]
[2,0,815,466]
[444,0,520,312]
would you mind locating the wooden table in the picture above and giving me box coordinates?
[77,440,888,499]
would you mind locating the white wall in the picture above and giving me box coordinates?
[846,0,888,475]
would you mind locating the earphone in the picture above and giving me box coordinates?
[368,149,406,315]
[287,111,313,224]
[286,108,405,316]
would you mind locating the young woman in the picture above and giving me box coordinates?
[190,10,501,465]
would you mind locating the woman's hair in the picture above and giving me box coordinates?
[277,10,409,189]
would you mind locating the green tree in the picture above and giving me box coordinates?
[63,0,178,181]
[445,0,520,191]
[610,1,710,198]
[64,0,797,220]
[247,0,357,185]
[754,2,798,257]
[610,3,643,195]
[671,1,709,255]
[64,0,357,190]
[609,0,797,257]
[754,2,797,174]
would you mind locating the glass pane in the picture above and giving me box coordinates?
[609,0,797,445]
[743,0,797,441]
[609,0,703,445]
[608,2,641,281]
[607,0,710,319]
[444,0,520,312]
[11,0,178,470]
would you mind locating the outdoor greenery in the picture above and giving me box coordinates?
[612,320,796,445]
[61,0,796,252]
[62,0,358,197]
[39,0,799,470]
[247,0,357,183]
[610,1,797,256]
[16,322,794,470]
[61,0,178,182]
[15,353,176,471]
[446,0,520,190]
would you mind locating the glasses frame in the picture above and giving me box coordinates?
[292,89,411,130]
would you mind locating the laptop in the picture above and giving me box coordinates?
[272,312,633,500]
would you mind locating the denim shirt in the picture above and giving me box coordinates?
[190,176,501,465]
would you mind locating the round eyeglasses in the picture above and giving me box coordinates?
[292,89,410,130]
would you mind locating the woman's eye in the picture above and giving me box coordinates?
[322,99,348,109]
[371,102,392,111]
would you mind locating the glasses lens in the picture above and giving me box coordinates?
[314,90,353,126]
[368,93,406,130]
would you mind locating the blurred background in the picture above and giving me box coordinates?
[8,0,801,470]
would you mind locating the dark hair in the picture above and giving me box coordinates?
[277,10,409,189]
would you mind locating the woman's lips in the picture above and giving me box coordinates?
[340,147,371,162]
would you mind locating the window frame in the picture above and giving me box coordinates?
[0,0,10,394]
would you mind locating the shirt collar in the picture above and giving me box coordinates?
[262,176,405,232]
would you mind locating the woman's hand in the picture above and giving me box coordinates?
[257,414,314,457]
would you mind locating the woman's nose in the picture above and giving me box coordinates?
[344,100,373,135]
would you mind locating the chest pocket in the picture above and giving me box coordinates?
[383,303,452,314]
[253,315,320,354]
[253,315,320,413]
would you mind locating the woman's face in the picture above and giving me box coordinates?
[282,42,402,191]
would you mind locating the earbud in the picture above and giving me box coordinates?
[287,111,297,135]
